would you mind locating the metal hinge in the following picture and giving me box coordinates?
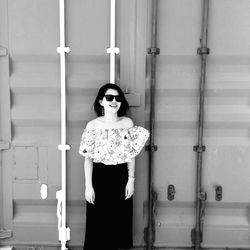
[197,47,210,55]
[147,47,160,55]
[145,145,158,152]
[0,46,8,56]
[0,141,10,151]
[0,229,12,239]
[193,145,206,153]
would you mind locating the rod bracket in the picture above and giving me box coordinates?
[197,47,210,55]
[191,228,203,245]
[145,145,158,152]
[106,47,120,54]
[58,144,71,151]
[59,227,71,242]
[199,191,207,201]
[147,47,160,55]
[193,145,206,153]
[57,46,70,54]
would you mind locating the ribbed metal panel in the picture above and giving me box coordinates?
[7,0,111,247]
[202,0,250,247]
[8,0,61,245]
[0,0,12,242]
[151,0,250,247]
[3,0,250,249]
[65,0,110,245]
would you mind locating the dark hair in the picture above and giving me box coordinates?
[93,83,129,117]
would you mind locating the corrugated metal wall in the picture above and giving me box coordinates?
[1,0,148,248]
[1,0,250,249]
[152,0,250,248]
[8,0,60,244]
[0,0,11,243]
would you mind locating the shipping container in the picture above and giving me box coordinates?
[1,0,250,249]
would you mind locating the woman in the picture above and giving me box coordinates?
[79,83,149,250]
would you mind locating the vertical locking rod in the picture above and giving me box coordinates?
[57,0,70,249]
[106,0,120,84]
[145,0,159,249]
[192,1,210,250]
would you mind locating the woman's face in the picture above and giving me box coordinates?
[100,88,122,115]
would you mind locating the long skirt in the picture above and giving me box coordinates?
[83,162,133,250]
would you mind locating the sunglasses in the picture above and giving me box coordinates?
[104,94,123,102]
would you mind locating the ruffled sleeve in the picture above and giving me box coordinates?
[79,129,96,158]
[128,126,150,158]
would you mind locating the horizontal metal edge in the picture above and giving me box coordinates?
[0,229,12,239]
[0,140,10,150]
[0,46,8,56]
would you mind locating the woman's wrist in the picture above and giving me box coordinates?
[128,175,135,181]
[85,183,93,188]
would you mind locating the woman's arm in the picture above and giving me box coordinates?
[127,157,135,179]
[125,157,135,199]
[84,157,95,204]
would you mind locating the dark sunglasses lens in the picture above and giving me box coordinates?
[115,96,122,102]
[105,95,113,101]
[105,95,122,102]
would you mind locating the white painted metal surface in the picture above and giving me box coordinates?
[106,0,119,83]
[57,0,70,249]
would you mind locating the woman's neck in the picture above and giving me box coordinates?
[103,113,119,123]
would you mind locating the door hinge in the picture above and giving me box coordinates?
[0,141,10,151]
[0,229,12,239]
[0,46,8,56]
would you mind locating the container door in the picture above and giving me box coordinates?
[1,0,149,248]
[2,0,61,246]
[203,0,250,247]
[152,0,201,246]
[153,0,250,248]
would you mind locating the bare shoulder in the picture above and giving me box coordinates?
[120,117,134,128]
[85,118,100,130]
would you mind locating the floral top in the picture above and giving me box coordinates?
[79,126,150,165]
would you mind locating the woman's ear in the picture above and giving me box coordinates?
[99,99,103,106]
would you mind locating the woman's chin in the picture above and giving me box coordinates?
[105,106,119,113]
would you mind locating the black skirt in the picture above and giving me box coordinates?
[83,162,133,250]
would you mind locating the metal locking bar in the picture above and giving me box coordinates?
[106,0,120,84]
[192,1,210,249]
[57,0,71,249]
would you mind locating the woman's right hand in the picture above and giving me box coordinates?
[85,185,95,204]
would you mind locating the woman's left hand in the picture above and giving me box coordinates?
[125,177,135,200]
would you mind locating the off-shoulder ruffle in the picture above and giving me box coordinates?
[79,126,149,165]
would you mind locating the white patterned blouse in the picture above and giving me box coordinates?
[79,126,150,165]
